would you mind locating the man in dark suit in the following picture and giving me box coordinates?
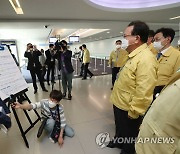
[45,44,57,85]
[24,43,48,94]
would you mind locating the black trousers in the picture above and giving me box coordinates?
[0,100,11,129]
[80,63,84,76]
[30,69,45,90]
[112,67,120,86]
[41,66,46,80]
[46,64,55,82]
[153,85,165,101]
[83,63,93,79]
[113,105,142,154]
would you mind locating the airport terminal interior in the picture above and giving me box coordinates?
[0,0,180,154]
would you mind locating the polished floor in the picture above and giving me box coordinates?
[0,75,121,154]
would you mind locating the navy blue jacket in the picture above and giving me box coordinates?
[58,50,74,73]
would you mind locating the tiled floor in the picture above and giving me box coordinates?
[0,75,121,154]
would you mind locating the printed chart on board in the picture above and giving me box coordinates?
[0,46,28,100]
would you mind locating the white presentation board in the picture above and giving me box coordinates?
[0,46,28,100]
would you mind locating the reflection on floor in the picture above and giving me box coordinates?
[0,75,121,154]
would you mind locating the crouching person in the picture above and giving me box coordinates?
[12,90,74,146]
[0,98,11,133]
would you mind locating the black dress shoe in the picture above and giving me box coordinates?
[120,150,131,154]
[43,89,48,92]
[34,89,37,94]
[107,141,116,148]
[90,74,94,78]
[68,93,72,100]
[107,141,123,149]
[62,93,66,98]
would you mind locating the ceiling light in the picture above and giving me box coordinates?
[170,15,180,20]
[87,0,180,9]
[9,0,24,14]
[120,32,123,33]
[107,31,110,33]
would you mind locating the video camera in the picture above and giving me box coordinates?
[54,40,67,52]
[54,40,63,51]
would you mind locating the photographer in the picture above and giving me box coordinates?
[57,40,74,100]
[24,43,48,94]
[45,44,57,85]
[0,98,11,133]
[12,90,74,146]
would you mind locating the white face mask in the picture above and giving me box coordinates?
[49,100,57,108]
[153,41,164,51]
[121,38,129,50]
[116,45,121,49]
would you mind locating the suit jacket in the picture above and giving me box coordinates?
[58,50,74,73]
[45,49,57,66]
[24,50,42,70]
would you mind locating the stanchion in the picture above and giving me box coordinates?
[74,58,79,77]
[107,56,111,67]
[93,56,98,71]
[100,57,103,65]
[102,56,107,74]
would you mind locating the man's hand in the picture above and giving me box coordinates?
[11,102,21,109]
[58,137,64,147]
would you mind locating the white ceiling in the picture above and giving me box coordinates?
[0,0,180,45]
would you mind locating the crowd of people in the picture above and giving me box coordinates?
[1,20,180,154]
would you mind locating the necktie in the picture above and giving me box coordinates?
[157,52,162,60]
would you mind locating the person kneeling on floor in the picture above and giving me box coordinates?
[12,90,74,147]
[0,98,12,133]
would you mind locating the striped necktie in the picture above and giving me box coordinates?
[157,52,162,60]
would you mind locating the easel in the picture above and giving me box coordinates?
[5,89,41,148]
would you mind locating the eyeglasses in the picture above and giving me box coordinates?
[154,37,164,42]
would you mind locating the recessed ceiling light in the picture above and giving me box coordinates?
[107,31,110,33]
[9,0,24,14]
[170,15,180,20]
[120,32,123,33]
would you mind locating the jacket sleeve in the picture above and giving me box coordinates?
[108,52,113,66]
[128,59,157,119]
[173,54,180,74]
[175,140,180,154]
[24,51,29,58]
[36,50,42,56]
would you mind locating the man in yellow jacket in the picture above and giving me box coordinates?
[108,21,158,154]
[152,28,180,100]
[147,30,157,55]
[136,70,180,154]
[82,44,94,80]
[109,40,128,90]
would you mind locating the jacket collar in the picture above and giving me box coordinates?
[128,43,148,58]
[162,46,173,57]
